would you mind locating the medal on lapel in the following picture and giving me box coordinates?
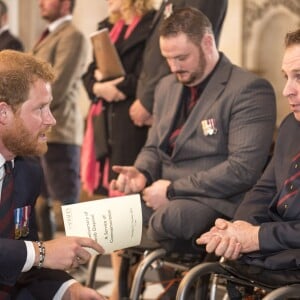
[201,119,218,136]
[14,205,31,239]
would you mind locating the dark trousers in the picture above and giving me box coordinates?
[142,198,225,253]
[37,143,81,240]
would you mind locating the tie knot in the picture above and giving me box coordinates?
[35,28,50,47]
[41,28,50,39]
[4,161,13,175]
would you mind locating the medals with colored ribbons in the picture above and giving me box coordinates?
[201,119,218,136]
[14,206,31,239]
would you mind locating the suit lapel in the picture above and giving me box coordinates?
[158,80,183,151]
[32,21,70,52]
[172,55,231,156]
[151,0,167,30]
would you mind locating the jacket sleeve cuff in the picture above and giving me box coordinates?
[166,184,175,200]
[136,168,153,187]
[139,97,153,114]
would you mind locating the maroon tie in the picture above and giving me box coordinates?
[0,161,14,238]
[187,86,198,113]
[168,87,199,153]
[34,28,50,47]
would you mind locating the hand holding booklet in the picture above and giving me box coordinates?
[62,194,142,254]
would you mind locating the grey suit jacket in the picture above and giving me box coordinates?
[135,54,276,218]
[32,21,87,145]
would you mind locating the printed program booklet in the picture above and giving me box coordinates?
[62,194,142,254]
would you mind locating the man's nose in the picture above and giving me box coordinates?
[44,109,56,126]
[168,58,180,73]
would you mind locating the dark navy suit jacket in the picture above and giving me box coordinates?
[236,114,300,270]
[0,157,71,299]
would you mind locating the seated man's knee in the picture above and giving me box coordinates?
[148,200,222,243]
[148,203,184,241]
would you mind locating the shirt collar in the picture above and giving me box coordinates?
[0,155,5,168]
[0,154,14,168]
[48,15,72,33]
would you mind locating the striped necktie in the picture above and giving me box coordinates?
[0,161,14,238]
[277,152,300,210]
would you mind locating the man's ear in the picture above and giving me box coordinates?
[0,102,10,124]
[201,33,215,52]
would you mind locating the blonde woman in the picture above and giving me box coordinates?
[82,1,154,299]
[82,0,155,194]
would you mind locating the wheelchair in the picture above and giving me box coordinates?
[85,229,218,299]
[115,231,220,300]
[176,258,300,300]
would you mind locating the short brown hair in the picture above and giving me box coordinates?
[159,7,213,46]
[285,29,300,48]
[0,50,55,110]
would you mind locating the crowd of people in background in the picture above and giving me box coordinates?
[0,0,23,51]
